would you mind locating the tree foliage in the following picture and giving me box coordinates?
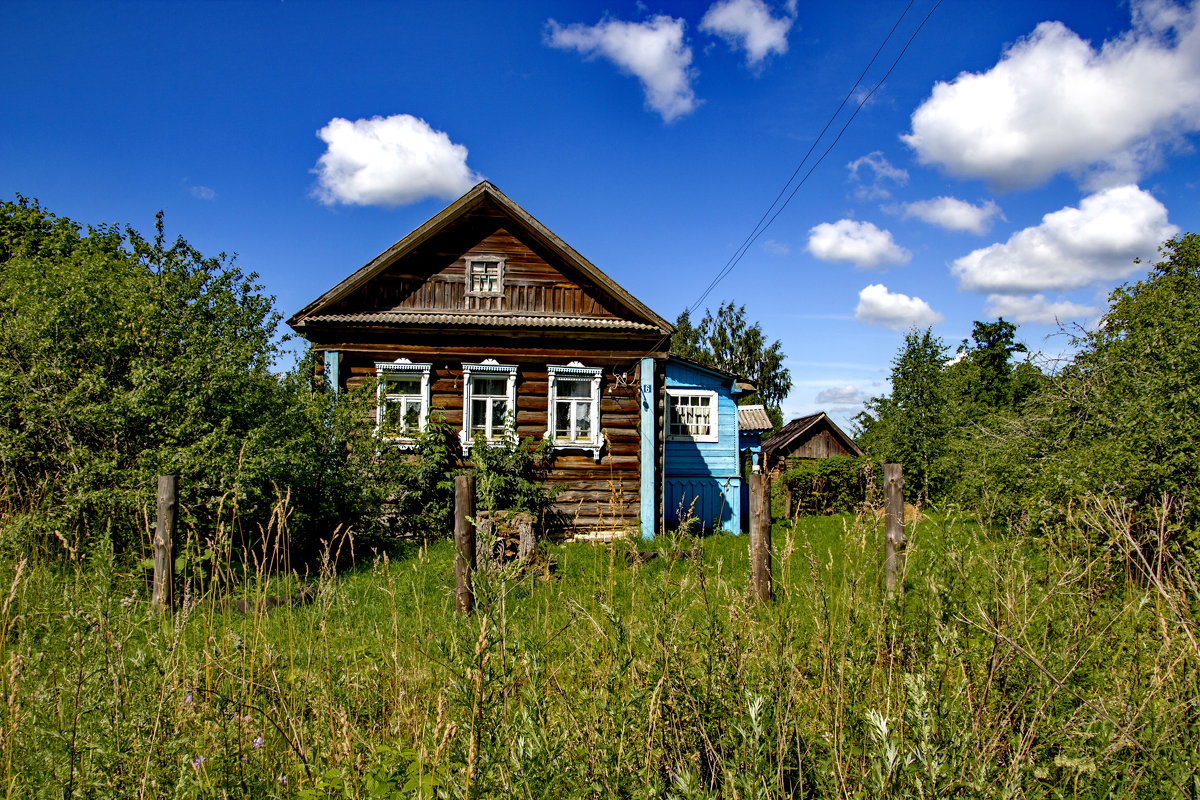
[945,318,1042,415]
[1006,233,1200,546]
[857,233,1200,557]
[857,318,1048,506]
[0,197,312,553]
[779,456,880,516]
[856,328,952,503]
[672,301,791,424]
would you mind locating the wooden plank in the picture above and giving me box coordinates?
[749,473,772,603]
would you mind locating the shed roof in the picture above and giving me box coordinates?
[737,405,774,432]
[762,412,863,458]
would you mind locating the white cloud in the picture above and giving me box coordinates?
[900,196,1003,234]
[855,284,943,331]
[189,185,217,201]
[903,0,1200,188]
[762,239,790,255]
[951,184,1178,293]
[847,151,909,200]
[311,114,482,207]
[546,16,698,122]
[700,0,794,67]
[807,219,911,269]
[984,294,1100,325]
[816,385,866,404]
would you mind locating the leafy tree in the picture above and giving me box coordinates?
[1023,233,1200,545]
[671,301,791,425]
[856,328,950,504]
[0,197,309,555]
[945,318,1039,413]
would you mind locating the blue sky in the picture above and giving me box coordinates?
[6,0,1199,428]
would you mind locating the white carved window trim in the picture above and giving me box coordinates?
[666,389,719,443]
[461,360,517,452]
[375,359,432,445]
[465,256,504,296]
[546,362,604,461]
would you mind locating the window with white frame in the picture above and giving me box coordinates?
[666,390,719,442]
[466,257,503,295]
[547,363,603,459]
[461,361,517,449]
[375,360,432,442]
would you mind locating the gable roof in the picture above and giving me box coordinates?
[288,181,672,334]
[762,412,863,458]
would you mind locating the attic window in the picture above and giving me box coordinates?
[466,257,504,295]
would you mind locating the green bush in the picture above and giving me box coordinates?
[780,456,880,515]
[0,197,307,556]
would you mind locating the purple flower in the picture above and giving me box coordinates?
[192,756,206,769]
[252,737,265,749]
[184,695,194,706]
[278,775,288,786]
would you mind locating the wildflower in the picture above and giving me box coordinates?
[192,756,207,769]
[184,695,194,706]
[252,737,265,749]
[278,775,288,786]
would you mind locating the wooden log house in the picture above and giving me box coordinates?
[288,182,675,536]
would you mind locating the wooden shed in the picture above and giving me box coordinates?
[761,412,863,474]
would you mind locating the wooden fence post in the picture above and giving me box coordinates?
[749,473,772,603]
[884,463,906,594]
[152,475,178,614]
[454,474,476,615]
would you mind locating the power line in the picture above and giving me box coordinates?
[688,0,917,316]
[686,0,944,319]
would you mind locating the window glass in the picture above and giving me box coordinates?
[559,379,591,399]
[468,260,501,294]
[463,364,516,445]
[668,393,716,440]
[474,377,507,397]
[375,362,431,441]
[547,368,601,451]
[385,375,421,395]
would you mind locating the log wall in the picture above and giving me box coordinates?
[335,342,652,533]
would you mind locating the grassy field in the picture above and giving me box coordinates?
[2,509,1197,799]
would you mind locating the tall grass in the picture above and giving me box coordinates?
[1,504,1197,798]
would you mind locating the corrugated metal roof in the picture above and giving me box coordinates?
[738,405,773,432]
[299,311,662,332]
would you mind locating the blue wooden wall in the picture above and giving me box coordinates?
[664,359,742,534]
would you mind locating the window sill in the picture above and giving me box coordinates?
[376,433,419,449]
[667,434,720,444]
[546,433,605,462]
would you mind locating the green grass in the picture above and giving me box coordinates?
[2,510,1198,798]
